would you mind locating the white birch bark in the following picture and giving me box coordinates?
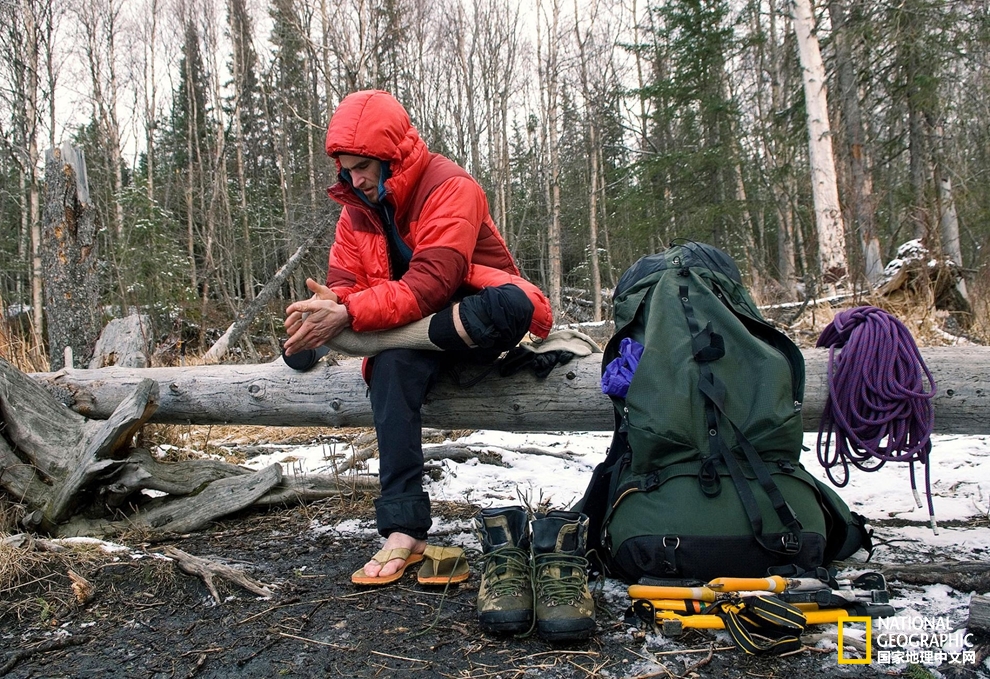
[790,0,847,286]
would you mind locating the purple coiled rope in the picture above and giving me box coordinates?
[816,306,938,531]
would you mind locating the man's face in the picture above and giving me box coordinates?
[338,154,382,204]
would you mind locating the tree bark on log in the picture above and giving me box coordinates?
[877,561,990,593]
[971,595,990,633]
[29,347,990,434]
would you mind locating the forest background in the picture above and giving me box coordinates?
[1,0,988,369]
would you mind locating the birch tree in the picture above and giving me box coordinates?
[77,0,126,239]
[790,0,847,286]
[0,0,48,343]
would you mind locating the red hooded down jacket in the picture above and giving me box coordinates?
[323,90,552,339]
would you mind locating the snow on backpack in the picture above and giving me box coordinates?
[576,242,870,583]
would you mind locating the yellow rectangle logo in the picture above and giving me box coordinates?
[838,617,872,664]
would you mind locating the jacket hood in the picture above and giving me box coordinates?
[325,90,429,193]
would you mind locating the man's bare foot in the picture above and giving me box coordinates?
[362,532,427,579]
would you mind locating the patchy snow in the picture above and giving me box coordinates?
[238,428,990,672]
[243,431,990,558]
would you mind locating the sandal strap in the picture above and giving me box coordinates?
[371,547,413,565]
[423,545,464,563]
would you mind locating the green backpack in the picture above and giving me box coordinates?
[576,242,870,583]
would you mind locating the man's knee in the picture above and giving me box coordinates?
[457,284,535,351]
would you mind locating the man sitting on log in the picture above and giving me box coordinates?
[283,89,552,585]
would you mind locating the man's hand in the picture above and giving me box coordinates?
[283,278,349,355]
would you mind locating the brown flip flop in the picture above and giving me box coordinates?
[416,545,470,586]
[351,548,425,586]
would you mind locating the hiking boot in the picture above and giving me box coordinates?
[474,506,533,634]
[531,510,596,642]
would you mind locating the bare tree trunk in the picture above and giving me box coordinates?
[778,192,797,294]
[23,0,44,347]
[908,83,929,242]
[539,0,563,317]
[934,124,968,304]
[79,0,125,238]
[228,0,255,302]
[573,0,602,321]
[183,22,199,296]
[140,0,159,199]
[598,141,615,289]
[41,146,100,371]
[631,0,649,149]
[790,0,848,287]
[456,7,481,176]
[938,177,968,298]
[828,0,882,287]
[762,0,797,298]
[587,120,602,321]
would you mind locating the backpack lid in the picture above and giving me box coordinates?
[614,242,742,300]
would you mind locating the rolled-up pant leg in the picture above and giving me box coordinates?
[369,284,536,539]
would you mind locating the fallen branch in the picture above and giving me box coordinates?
[876,560,990,592]
[0,635,91,676]
[163,546,273,603]
[252,473,379,506]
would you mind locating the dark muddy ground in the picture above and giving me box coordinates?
[1,498,983,679]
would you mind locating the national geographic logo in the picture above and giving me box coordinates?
[838,615,977,666]
[838,617,872,664]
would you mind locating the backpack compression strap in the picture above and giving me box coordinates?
[679,282,804,556]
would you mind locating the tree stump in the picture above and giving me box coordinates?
[41,144,100,371]
[88,314,153,369]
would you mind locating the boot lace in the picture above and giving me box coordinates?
[533,553,590,606]
[482,546,531,596]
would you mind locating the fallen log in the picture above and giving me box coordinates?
[0,356,378,538]
[0,355,158,534]
[30,346,990,434]
[971,595,990,633]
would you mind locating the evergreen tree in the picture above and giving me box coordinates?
[638,0,742,251]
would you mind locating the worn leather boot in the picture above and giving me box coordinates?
[531,510,596,642]
[474,506,533,634]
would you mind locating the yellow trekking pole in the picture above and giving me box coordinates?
[627,584,719,602]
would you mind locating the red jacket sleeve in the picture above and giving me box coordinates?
[338,176,488,332]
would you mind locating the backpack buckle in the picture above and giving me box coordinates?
[780,533,801,554]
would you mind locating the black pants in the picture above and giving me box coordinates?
[369,284,535,539]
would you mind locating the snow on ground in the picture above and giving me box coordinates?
[241,431,990,561]
[239,430,990,672]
